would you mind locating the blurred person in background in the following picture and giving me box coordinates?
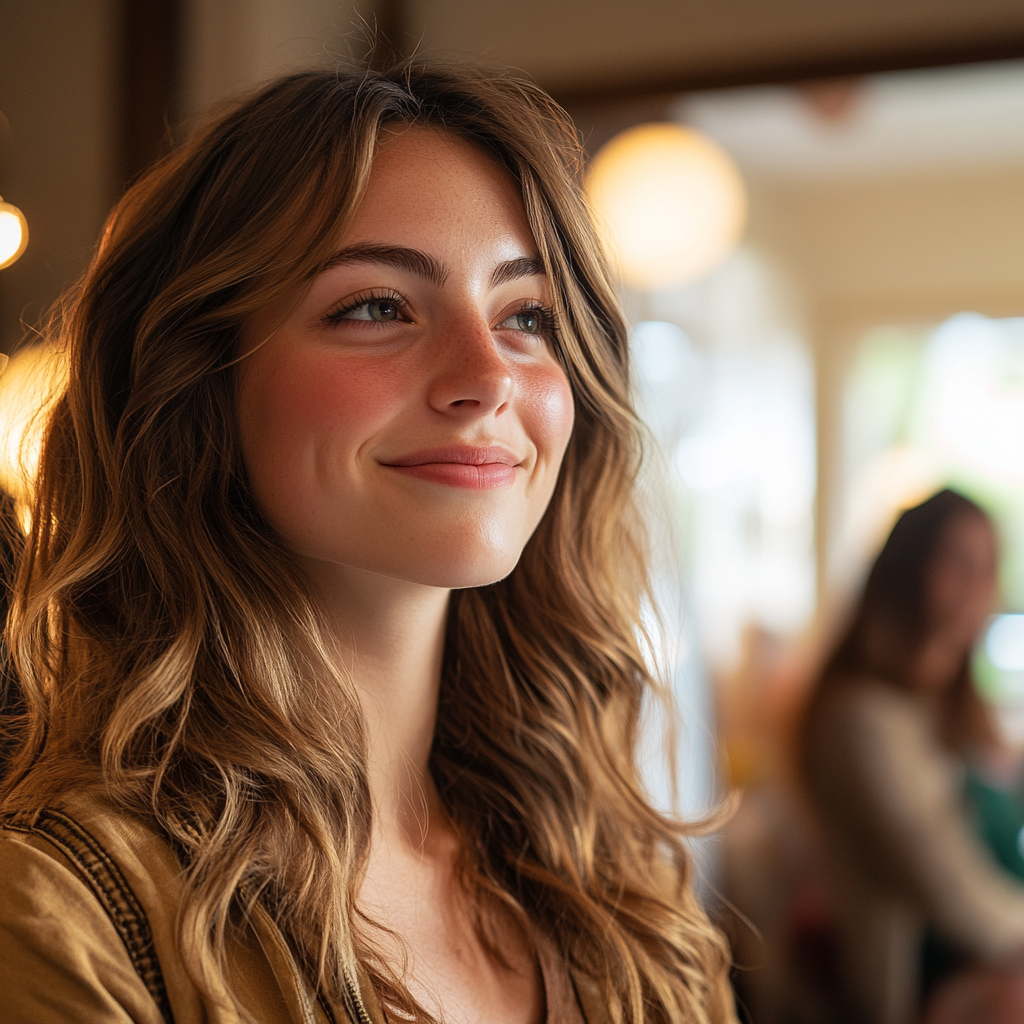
[802,489,1024,1024]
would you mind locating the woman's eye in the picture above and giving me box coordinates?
[500,309,544,334]
[323,293,408,329]
[344,299,401,322]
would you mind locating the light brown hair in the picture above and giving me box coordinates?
[2,60,733,1022]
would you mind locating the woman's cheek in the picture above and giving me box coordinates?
[526,364,575,459]
[276,354,410,436]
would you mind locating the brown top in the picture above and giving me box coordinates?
[355,932,588,1023]
[0,788,605,1024]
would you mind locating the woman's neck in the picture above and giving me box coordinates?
[302,558,451,846]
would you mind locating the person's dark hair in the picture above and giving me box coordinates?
[856,490,983,642]
[0,59,733,1023]
[807,488,995,754]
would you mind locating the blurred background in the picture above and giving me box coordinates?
[5,2,1024,1021]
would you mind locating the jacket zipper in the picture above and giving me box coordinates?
[344,972,373,1024]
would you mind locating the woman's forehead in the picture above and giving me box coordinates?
[364,127,523,211]
[337,127,541,270]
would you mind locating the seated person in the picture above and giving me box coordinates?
[802,489,1024,1024]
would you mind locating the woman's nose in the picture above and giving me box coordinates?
[427,315,514,417]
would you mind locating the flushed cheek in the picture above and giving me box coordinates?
[258,353,413,447]
[520,365,575,466]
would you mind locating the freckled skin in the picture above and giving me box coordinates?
[236,128,572,1023]
[236,129,575,589]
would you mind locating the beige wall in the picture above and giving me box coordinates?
[0,0,119,352]
[749,168,1024,316]
[180,0,375,116]
[0,0,377,353]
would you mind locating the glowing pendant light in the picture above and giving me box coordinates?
[586,123,747,291]
[0,195,28,270]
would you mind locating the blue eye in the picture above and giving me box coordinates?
[500,308,548,334]
[345,299,400,322]
[513,311,541,333]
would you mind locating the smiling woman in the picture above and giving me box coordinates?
[0,61,735,1024]
[238,129,574,592]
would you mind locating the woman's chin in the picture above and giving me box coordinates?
[294,539,528,591]
[399,552,523,590]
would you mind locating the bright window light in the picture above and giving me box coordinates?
[986,615,1024,672]
[634,250,815,670]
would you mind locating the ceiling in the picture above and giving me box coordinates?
[677,60,1024,180]
[402,0,1024,101]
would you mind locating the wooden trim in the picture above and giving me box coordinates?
[370,0,408,67]
[549,34,1024,107]
[119,0,182,187]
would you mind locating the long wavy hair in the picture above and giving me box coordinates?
[1,61,733,1023]
[803,488,998,760]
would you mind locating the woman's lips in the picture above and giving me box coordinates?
[381,446,520,490]
[390,463,516,488]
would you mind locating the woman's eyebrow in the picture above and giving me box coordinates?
[322,244,448,286]
[320,246,545,290]
[490,256,546,288]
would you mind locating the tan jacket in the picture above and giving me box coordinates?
[806,679,1024,1024]
[0,788,610,1024]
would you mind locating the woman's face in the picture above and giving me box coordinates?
[925,513,998,651]
[236,128,574,590]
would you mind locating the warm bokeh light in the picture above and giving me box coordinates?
[0,343,67,524]
[0,196,28,270]
[585,123,747,291]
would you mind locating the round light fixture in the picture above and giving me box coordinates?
[586,123,747,291]
[0,195,28,270]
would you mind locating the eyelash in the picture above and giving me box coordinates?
[321,292,559,339]
[512,301,559,340]
[322,289,407,327]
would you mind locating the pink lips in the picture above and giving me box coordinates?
[381,445,520,489]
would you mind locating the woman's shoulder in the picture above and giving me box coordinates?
[0,788,178,1024]
[805,674,940,795]
[3,784,182,879]
[1,783,189,941]
[0,784,356,1024]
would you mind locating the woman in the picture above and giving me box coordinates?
[0,61,735,1023]
[802,489,1024,1024]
